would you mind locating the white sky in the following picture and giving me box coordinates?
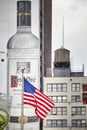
[0,0,87,92]
[52,0,87,75]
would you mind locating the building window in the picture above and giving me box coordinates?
[47,84,51,92]
[83,93,87,104]
[72,119,86,127]
[83,84,87,91]
[71,95,81,102]
[47,83,67,92]
[57,107,67,115]
[51,107,67,115]
[52,96,57,103]
[57,96,67,103]
[51,107,57,115]
[49,96,67,103]
[46,120,51,127]
[57,84,67,92]
[71,83,80,92]
[52,120,57,127]
[57,120,67,127]
[53,84,57,92]
[46,119,67,127]
[72,107,86,115]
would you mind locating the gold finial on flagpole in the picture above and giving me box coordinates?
[21,68,25,75]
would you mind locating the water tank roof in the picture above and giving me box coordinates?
[55,46,70,52]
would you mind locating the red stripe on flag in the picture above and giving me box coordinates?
[23,78,54,120]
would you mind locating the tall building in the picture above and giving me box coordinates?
[40,0,52,77]
[43,46,87,130]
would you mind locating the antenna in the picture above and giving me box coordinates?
[82,64,84,75]
[62,16,64,48]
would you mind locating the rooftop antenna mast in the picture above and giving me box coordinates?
[62,16,64,48]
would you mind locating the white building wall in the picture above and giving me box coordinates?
[43,77,87,130]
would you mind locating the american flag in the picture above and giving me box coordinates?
[23,78,54,120]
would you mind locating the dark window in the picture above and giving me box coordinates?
[72,119,86,127]
[46,119,67,127]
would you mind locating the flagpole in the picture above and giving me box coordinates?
[21,68,25,130]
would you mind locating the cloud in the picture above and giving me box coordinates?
[70,0,87,10]
[64,0,87,10]
[75,0,87,5]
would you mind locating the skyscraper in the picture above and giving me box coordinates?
[40,0,52,77]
